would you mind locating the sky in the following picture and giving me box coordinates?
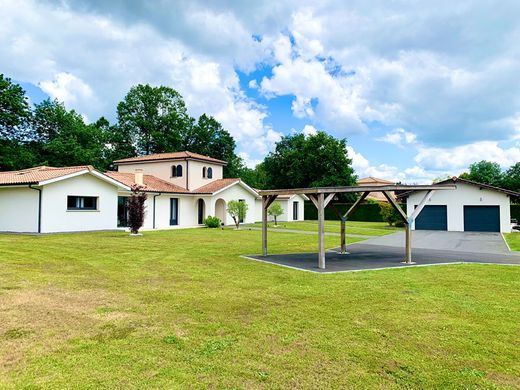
[2,0,520,183]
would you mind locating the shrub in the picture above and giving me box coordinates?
[128,185,147,234]
[268,202,284,226]
[379,202,400,226]
[395,220,406,228]
[227,200,248,229]
[204,215,221,228]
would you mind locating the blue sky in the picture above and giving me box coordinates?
[3,0,520,183]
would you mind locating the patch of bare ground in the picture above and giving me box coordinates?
[0,286,135,372]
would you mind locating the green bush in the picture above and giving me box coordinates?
[379,202,400,226]
[204,216,221,228]
[395,220,406,228]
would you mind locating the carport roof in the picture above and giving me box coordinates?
[258,184,454,196]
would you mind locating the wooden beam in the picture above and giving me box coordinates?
[307,194,319,209]
[382,191,408,222]
[318,193,326,269]
[258,184,456,196]
[324,193,335,208]
[345,191,369,218]
[411,190,435,221]
[404,223,412,263]
[261,195,278,256]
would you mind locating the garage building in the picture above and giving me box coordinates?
[399,177,519,233]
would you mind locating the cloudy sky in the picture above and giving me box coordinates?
[2,0,520,182]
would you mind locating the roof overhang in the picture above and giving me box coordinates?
[114,157,227,166]
[258,184,456,197]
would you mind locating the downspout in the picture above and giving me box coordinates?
[28,185,42,233]
[153,193,162,229]
[186,160,189,190]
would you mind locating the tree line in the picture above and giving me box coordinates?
[0,73,358,190]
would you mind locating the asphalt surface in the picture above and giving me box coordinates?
[244,231,520,273]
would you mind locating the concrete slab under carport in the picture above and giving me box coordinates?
[243,240,520,273]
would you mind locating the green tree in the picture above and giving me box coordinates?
[0,74,31,141]
[227,200,248,229]
[503,162,520,192]
[379,202,400,226]
[117,84,191,155]
[463,160,503,186]
[268,202,284,226]
[32,99,106,168]
[263,131,357,189]
[96,117,136,170]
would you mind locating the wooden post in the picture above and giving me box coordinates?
[318,193,326,269]
[262,196,268,256]
[404,220,412,263]
[340,217,346,254]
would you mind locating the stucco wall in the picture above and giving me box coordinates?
[140,194,210,229]
[117,161,188,189]
[0,187,39,232]
[406,183,511,232]
[209,183,257,225]
[41,174,119,233]
[187,160,223,191]
[254,195,306,223]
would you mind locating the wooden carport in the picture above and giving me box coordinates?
[259,184,455,269]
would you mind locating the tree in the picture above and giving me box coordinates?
[0,74,31,141]
[32,99,106,168]
[463,160,503,187]
[117,84,192,155]
[227,200,248,229]
[502,162,520,192]
[127,185,147,234]
[268,202,284,226]
[379,202,400,226]
[263,131,357,190]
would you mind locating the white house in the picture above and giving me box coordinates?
[399,177,519,233]
[0,151,305,233]
[254,194,307,223]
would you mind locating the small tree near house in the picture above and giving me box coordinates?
[227,200,248,229]
[128,185,147,234]
[268,203,284,226]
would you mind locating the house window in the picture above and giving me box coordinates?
[172,165,183,177]
[170,198,179,225]
[67,196,98,211]
[202,167,207,178]
[207,167,213,179]
[117,196,129,227]
[239,199,245,223]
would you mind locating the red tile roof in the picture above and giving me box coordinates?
[357,176,395,185]
[114,151,227,165]
[192,178,241,194]
[104,172,190,193]
[0,165,94,185]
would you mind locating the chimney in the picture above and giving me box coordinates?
[134,169,144,186]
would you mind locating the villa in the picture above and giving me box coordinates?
[0,151,305,233]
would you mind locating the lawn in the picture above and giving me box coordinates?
[245,220,402,236]
[503,232,520,251]
[1,229,519,389]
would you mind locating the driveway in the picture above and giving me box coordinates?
[358,230,510,254]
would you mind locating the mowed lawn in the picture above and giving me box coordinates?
[245,220,401,236]
[503,232,520,251]
[1,229,519,389]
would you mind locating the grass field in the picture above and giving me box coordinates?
[503,232,520,251]
[1,228,519,389]
[245,220,402,236]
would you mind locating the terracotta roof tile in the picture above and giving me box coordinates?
[0,165,94,185]
[358,176,395,185]
[192,178,242,194]
[104,172,190,193]
[114,151,227,165]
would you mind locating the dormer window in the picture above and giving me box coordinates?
[202,167,207,178]
[207,167,213,179]
[172,164,183,177]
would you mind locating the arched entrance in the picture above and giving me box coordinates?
[215,198,226,225]
[197,198,205,224]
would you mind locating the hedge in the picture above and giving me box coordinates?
[511,205,520,221]
[304,201,388,222]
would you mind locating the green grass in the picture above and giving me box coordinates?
[0,229,519,389]
[245,220,402,236]
[503,232,520,251]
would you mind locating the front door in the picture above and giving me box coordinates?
[293,201,299,220]
[170,198,179,226]
[198,199,204,224]
[117,196,129,227]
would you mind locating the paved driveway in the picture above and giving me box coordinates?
[244,230,520,273]
[359,230,510,254]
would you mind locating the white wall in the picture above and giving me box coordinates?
[254,194,306,223]
[143,194,210,229]
[406,183,511,232]
[41,174,119,233]
[209,183,257,225]
[0,187,39,232]
[118,161,188,189]
[188,160,223,191]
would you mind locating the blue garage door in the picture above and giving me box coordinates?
[464,206,500,232]
[415,205,447,230]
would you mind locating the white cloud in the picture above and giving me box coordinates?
[39,72,95,110]
[377,128,417,148]
[302,124,318,136]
